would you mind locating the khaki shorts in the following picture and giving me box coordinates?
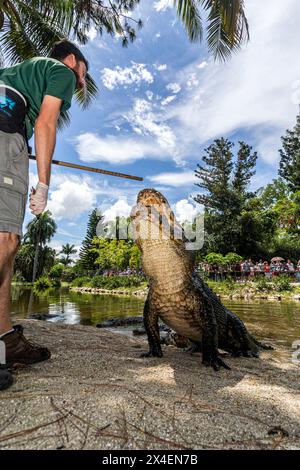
[0,130,29,237]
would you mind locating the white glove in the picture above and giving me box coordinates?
[29,182,49,216]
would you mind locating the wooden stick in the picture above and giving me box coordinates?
[28,155,143,181]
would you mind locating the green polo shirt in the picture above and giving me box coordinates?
[0,57,76,139]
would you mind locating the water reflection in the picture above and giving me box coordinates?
[11,285,300,348]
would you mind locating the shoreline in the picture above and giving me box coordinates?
[70,286,300,302]
[0,320,299,450]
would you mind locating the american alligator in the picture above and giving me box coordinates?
[130,188,270,371]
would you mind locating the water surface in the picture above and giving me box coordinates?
[11,285,300,349]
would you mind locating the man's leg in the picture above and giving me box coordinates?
[0,232,20,335]
[0,231,51,368]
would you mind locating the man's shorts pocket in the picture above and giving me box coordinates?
[0,171,28,234]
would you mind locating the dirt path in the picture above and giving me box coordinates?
[0,320,299,450]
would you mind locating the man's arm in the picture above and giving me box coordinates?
[34,95,63,185]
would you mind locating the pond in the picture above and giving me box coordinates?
[11,285,300,350]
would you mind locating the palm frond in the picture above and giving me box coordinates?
[202,0,249,61]
[175,0,203,42]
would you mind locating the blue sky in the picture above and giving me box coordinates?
[25,0,300,256]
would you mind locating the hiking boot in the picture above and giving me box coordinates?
[0,367,13,391]
[2,325,51,367]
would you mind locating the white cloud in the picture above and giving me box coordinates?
[102,198,132,222]
[47,179,97,221]
[153,0,173,12]
[166,82,181,94]
[101,62,153,90]
[171,0,300,165]
[173,199,200,223]
[155,33,161,39]
[161,95,177,106]
[154,63,167,71]
[197,61,208,70]
[125,99,183,164]
[74,132,161,164]
[186,73,199,88]
[148,171,195,186]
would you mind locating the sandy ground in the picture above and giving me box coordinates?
[0,320,299,450]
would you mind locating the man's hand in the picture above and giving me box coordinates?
[29,182,49,216]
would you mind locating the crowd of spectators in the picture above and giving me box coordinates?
[198,259,300,282]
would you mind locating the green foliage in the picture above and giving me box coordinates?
[224,252,243,265]
[71,275,146,290]
[0,1,143,115]
[49,263,64,280]
[194,138,262,256]
[273,275,293,292]
[175,0,249,61]
[78,209,104,273]
[279,113,300,192]
[254,276,272,293]
[59,244,77,266]
[205,252,225,265]
[90,275,144,289]
[71,276,93,288]
[90,238,141,271]
[34,276,52,290]
[61,266,78,283]
[193,138,288,258]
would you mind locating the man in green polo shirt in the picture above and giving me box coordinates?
[0,40,88,390]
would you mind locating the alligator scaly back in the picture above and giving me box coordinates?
[131,188,272,371]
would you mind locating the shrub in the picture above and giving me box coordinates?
[71,275,146,289]
[61,266,77,283]
[49,264,64,280]
[205,253,226,265]
[224,252,243,265]
[71,276,92,287]
[34,276,52,290]
[254,276,272,292]
[273,275,293,292]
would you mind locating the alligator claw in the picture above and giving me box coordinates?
[231,350,259,358]
[140,349,163,358]
[184,343,202,354]
[202,355,231,371]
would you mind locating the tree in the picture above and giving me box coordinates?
[78,209,104,273]
[0,0,142,114]
[279,112,300,192]
[90,237,140,271]
[24,211,57,281]
[194,138,258,254]
[175,0,249,60]
[60,243,77,266]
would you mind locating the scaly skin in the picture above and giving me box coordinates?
[131,188,270,371]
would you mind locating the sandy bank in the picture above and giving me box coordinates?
[0,320,299,450]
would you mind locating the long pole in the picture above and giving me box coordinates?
[28,155,143,181]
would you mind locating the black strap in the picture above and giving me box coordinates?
[0,85,27,139]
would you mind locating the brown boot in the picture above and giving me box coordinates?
[2,325,51,367]
[0,367,13,391]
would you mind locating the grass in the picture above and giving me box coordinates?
[205,275,300,299]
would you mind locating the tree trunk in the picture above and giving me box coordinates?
[32,231,41,282]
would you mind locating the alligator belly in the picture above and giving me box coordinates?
[159,310,203,342]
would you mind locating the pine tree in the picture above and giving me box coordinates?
[279,112,300,192]
[78,209,103,273]
[194,138,258,254]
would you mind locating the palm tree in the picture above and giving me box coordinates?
[60,243,77,266]
[174,0,249,61]
[0,0,142,115]
[24,210,57,282]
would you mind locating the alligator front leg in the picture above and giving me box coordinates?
[141,294,163,358]
[201,296,230,371]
